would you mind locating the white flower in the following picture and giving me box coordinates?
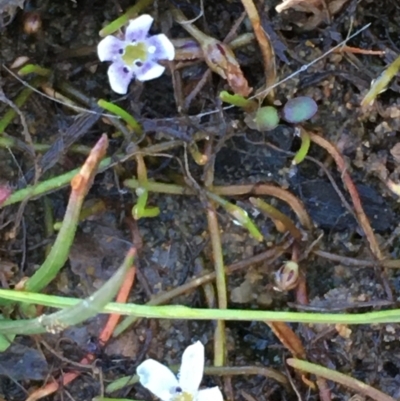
[97,14,175,94]
[136,341,224,401]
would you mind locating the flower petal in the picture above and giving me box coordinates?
[137,359,179,401]
[178,341,204,394]
[107,62,134,94]
[97,35,124,62]
[125,14,153,42]
[197,387,224,401]
[147,34,175,61]
[134,60,165,81]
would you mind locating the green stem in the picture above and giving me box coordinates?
[106,365,288,394]
[2,290,400,326]
[114,246,286,336]
[0,136,91,154]
[18,64,51,77]
[132,188,159,219]
[287,359,395,401]
[99,0,154,37]
[170,7,210,44]
[292,127,310,165]
[219,91,258,112]
[125,178,264,240]
[124,178,186,194]
[188,142,208,165]
[207,192,263,241]
[131,154,160,219]
[97,99,142,136]
[1,137,204,208]
[2,158,112,207]
[249,197,302,240]
[207,208,227,366]
[0,77,43,134]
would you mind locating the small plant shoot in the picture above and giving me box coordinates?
[245,106,280,131]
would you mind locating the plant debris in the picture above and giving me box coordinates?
[1,1,400,401]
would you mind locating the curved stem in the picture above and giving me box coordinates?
[287,359,395,401]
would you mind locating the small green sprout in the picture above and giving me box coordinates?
[245,106,279,131]
[242,96,317,132]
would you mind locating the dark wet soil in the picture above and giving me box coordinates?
[1,0,400,400]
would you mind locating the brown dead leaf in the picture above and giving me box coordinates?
[240,0,276,101]
[266,321,306,359]
[202,39,252,97]
[171,6,252,97]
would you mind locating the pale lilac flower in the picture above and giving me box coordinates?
[97,14,175,94]
[137,341,224,401]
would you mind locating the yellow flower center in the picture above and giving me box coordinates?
[122,42,148,66]
[172,391,193,401]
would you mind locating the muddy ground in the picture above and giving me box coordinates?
[1,0,400,400]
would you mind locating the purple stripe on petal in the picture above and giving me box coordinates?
[179,39,199,50]
[107,61,134,94]
[133,60,165,81]
[97,35,125,62]
[146,34,175,61]
[125,14,153,42]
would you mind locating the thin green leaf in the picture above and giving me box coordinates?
[0,249,134,335]
[361,55,400,107]
[97,99,142,135]
[24,136,108,293]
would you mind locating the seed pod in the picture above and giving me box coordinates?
[202,38,252,97]
[282,96,318,124]
[274,261,299,292]
[23,11,42,35]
